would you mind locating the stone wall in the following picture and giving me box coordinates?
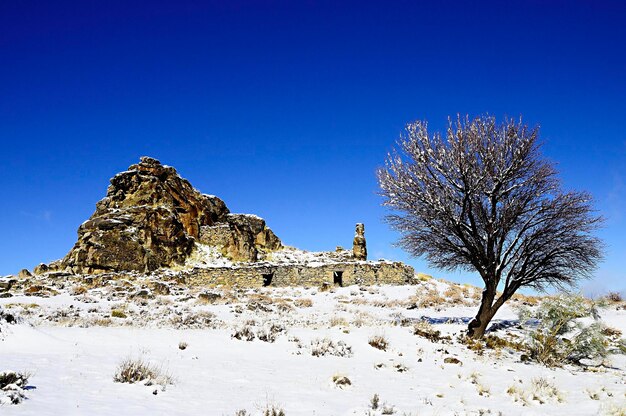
[199,225,232,247]
[182,261,414,288]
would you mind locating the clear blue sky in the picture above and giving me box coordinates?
[1,1,624,295]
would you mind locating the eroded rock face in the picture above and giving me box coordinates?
[63,157,282,273]
[199,214,282,262]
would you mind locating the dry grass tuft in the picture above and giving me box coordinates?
[329,316,349,327]
[413,320,449,342]
[368,334,389,351]
[113,357,173,386]
[111,309,127,318]
[293,298,313,308]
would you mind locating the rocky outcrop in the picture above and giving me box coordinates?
[199,214,282,262]
[63,157,281,273]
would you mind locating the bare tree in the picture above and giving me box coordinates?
[378,115,603,339]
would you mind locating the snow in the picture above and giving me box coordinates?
[1,280,625,415]
[182,243,233,268]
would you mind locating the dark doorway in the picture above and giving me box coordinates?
[262,273,274,287]
[333,271,343,287]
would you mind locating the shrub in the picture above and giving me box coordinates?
[332,374,351,388]
[113,357,173,386]
[413,321,449,342]
[170,310,217,329]
[111,309,127,318]
[506,383,529,406]
[604,292,623,303]
[506,377,564,405]
[256,322,286,343]
[381,404,395,414]
[231,321,285,343]
[529,377,564,404]
[178,341,188,350]
[113,357,158,383]
[232,321,256,341]
[329,316,348,327]
[311,338,353,357]
[370,393,380,410]
[0,371,29,389]
[518,294,609,366]
[368,334,389,351]
[294,298,313,308]
[0,371,30,405]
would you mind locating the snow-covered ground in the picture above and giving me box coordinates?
[1,278,625,415]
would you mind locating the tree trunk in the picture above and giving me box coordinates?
[467,286,498,339]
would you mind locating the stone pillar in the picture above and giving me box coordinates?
[352,223,367,260]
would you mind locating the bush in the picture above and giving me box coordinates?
[0,371,30,405]
[294,298,313,308]
[506,377,564,405]
[518,294,609,366]
[170,310,217,329]
[529,377,564,404]
[232,321,256,341]
[605,292,623,303]
[111,309,127,318]
[231,321,286,343]
[311,338,353,357]
[257,322,286,343]
[370,393,380,410]
[413,320,448,342]
[0,371,30,389]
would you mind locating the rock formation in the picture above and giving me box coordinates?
[352,223,367,260]
[63,157,281,273]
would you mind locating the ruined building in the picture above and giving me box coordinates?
[55,157,414,287]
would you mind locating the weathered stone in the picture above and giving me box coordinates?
[17,269,32,279]
[33,263,49,275]
[150,281,170,295]
[63,157,230,273]
[0,279,16,292]
[352,223,367,260]
[183,260,414,288]
[62,156,282,272]
[198,292,221,303]
[199,214,282,262]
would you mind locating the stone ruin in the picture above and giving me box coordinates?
[33,157,414,287]
[352,223,367,260]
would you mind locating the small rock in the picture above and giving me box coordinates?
[443,357,462,365]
